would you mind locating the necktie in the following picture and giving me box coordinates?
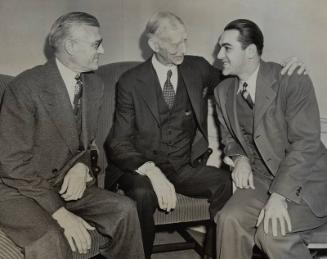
[73,74,83,115]
[162,70,175,109]
[241,82,254,109]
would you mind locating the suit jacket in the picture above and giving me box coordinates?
[106,56,221,184]
[0,59,103,214]
[215,60,327,217]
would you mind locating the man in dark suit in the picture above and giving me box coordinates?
[214,19,327,259]
[105,11,304,258]
[105,11,232,258]
[0,12,144,259]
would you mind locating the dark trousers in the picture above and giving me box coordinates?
[117,164,232,258]
[0,185,145,259]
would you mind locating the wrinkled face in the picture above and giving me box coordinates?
[217,29,247,76]
[69,24,104,72]
[154,23,187,66]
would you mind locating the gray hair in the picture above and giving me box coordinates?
[145,11,185,40]
[48,12,100,50]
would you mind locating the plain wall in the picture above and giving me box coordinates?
[0,0,326,117]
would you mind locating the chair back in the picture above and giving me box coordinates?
[95,62,141,186]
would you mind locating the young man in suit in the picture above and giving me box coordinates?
[214,19,327,259]
[105,11,304,258]
[0,12,144,259]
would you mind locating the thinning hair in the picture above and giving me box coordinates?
[48,12,100,51]
[145,11,185,40]
[224,19,264,56]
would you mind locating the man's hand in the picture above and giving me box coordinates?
[59,162,92,201]
[52,207,95,254]
[143,165,177,212]
[281,56,307,75]
[256,193,292,236]
[232,156,254,189]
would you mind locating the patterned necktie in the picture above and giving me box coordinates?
[73,74,83,115]
[162,69,175,109]
[241,82,254,109]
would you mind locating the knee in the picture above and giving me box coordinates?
[116,195,138,216]
[129,185,157,207]
[255,224,280,252]
[27,221,69,254]
[215,203,244,228]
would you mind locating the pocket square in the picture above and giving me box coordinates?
[185,110,192,116]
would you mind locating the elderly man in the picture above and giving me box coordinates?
[105,11,304,258]
[214,19,327,259]
[0,12,144,259]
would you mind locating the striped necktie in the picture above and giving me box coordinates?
[241,82,254,109]
[73,74,83,115]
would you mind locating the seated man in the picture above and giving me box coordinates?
[0,12,144,259]
[105,11,305,258]
[214,19,327,259]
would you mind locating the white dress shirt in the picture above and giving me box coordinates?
[56,58,79,107]
[237,64,260,103]
[151,55,178,93]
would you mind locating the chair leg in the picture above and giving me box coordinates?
[178,227,205,256]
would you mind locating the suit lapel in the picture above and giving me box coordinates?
[135,60,160,124]
[225,79,248,151]
[179,63,204,132]
[39,60,79,153]
[81,73,102,148]
[254,61,277,132]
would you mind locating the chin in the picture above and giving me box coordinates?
[174,58,184,65]
[222,69,230,76]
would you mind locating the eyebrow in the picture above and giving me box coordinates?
[93,38,103,46]
[220,42,232,47]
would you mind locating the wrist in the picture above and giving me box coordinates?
[271,192,286,201]
[234,155,249,165]
[52,206,67,219]
[136,161,156,175]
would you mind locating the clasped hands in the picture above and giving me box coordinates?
[52,162,94,254]
[233,157,292,237]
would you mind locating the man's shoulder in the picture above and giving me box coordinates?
[118,60,149,81]
[182,55,210,67]
[261,60,312,91]
[8,63,47,92]
[215,77,235,96]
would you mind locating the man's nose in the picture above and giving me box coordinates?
[217,48,224,59]
[97,43,104,54]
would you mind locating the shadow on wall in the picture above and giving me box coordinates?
[44,35,55,60]
[212,35,223,70]
[139,29,152,61]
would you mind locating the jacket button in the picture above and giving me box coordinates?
[52,168,58,173]
[153,150,158,155]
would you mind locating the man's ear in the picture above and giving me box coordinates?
[246,44,257,59]
[148,37,159,52]
[64,38,75,56]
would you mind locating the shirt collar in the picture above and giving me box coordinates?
[237,64,260,101]
[151,55,178,91]
[56,58,79,105]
